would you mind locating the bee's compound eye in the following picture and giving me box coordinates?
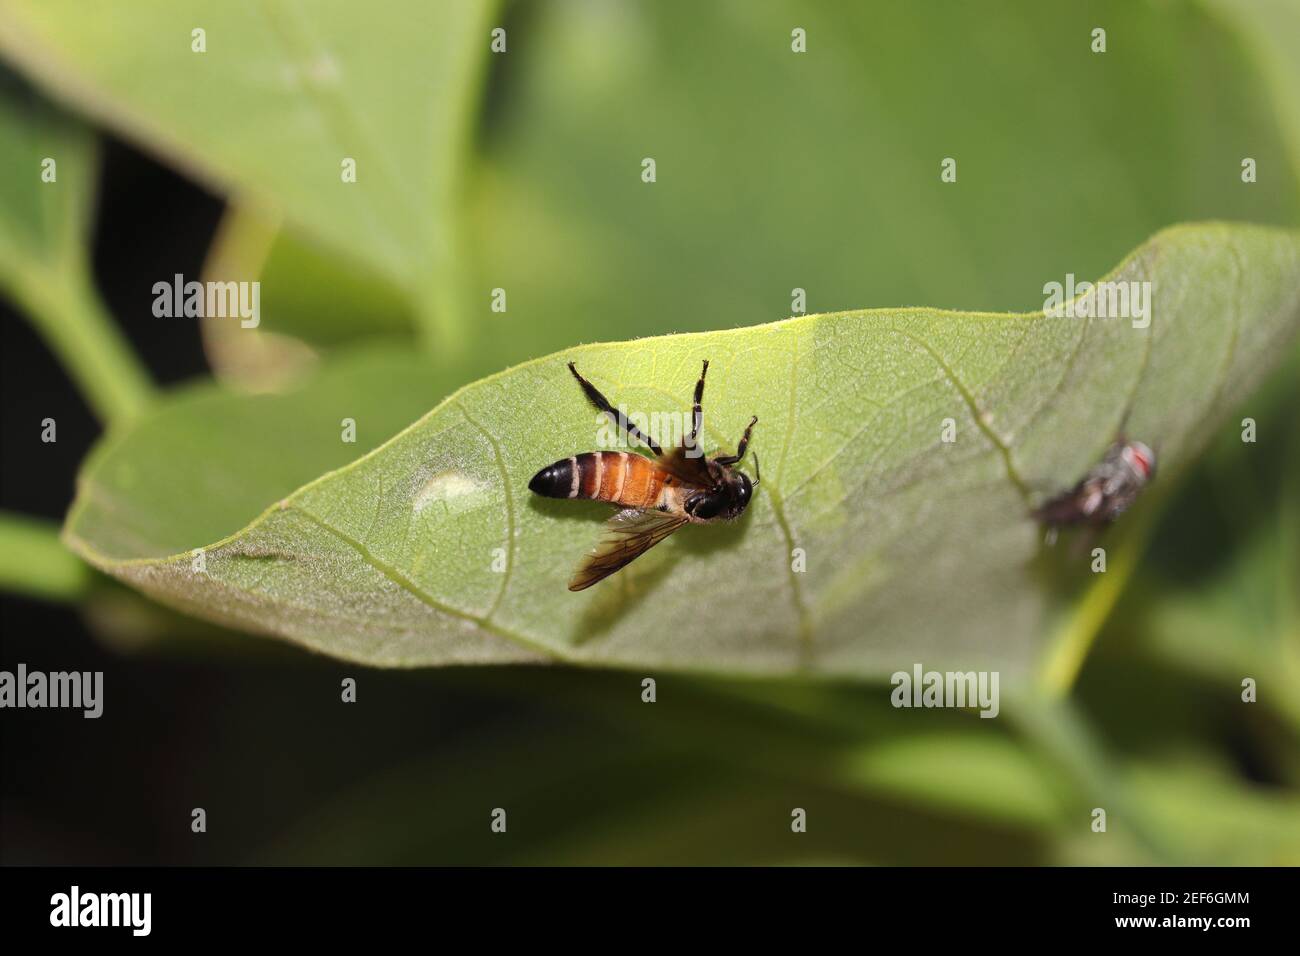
[736,473,753,505]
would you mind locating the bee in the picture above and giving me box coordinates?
[529,360,759,590]
[1033,438,1156,533]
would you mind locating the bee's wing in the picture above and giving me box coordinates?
[569,508,687,591]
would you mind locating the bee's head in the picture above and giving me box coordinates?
[1121,440,1156,483]
[689,464,757,522]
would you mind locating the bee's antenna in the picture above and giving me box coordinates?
[751,452,761,486]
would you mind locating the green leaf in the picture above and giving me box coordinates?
[1116,365,1300,729]
[215,211,413,348]
[0,0,496,352]
[1122,761,1300,865]
[462,0,1300,370]
[1205,0,1300,190]
[196,205,415,392]
[62,224,1300,674]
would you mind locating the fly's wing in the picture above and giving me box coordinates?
[656,444,714,487]
[1032,494,1076,526]
[1033,477,1106,526]
[569,508,687,591]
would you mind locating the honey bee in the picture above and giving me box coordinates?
[529,360,759,590]
[1033,438,1156,532]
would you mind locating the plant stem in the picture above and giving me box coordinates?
[0,511,92,602]
[13,263,154,425]
[1037,502,1160,697]
[414,258,468,364]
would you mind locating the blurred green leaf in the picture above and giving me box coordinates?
[1142,522,1300,721]
[0,0,497,353]
[1123,761,1300,864]
[65,343,450,552]
[1110,361,1300,729]
[62,224,1300,674]
[463,0,1300,368]
[1206,0,1300,189]
[836,731,1061,829]
[196,205,415,392]
[251,677,1057,865]
[218,213,413,348]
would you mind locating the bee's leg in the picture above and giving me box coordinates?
[686,360,709,453]
[568,362,662,456]
[714,416,758,466]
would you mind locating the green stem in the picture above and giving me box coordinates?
[0,511,93,602]
[13,264,154,424]
[415,264,468,364]
[1037,502,1161,697]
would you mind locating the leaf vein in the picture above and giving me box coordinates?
[290,503,558,659]
[455,400,516,622]
[889,328,1033,505]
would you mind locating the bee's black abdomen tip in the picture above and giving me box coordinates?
[529,460,573,498]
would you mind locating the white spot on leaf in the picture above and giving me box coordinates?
[414,472,486,515]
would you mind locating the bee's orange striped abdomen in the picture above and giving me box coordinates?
[612,452,668,509]
[528,451,668,509]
